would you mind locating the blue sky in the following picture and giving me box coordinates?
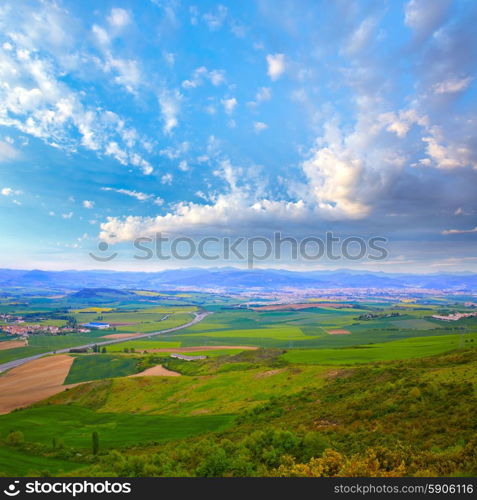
[0,0,476,272]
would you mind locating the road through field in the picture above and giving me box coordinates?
[0,311,211,374]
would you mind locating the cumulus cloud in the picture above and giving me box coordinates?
[99,195,310,242]
[159,89,182,133]
[221,97,237,115]
[0,5,154,174]
[161,173,173,185]
[378,109,429,138]
[107,8,131,29]
[248,86,271,107]
[266,53,286,81]
[254,121,268,133]
[83,200,94,209]
[420,127,477,170]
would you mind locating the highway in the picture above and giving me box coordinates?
[0,311,211,374]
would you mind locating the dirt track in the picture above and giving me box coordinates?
[327,329,351,335]
[251,303,352,311]
[129,365,181,377]
[139,345,258,353]
[0,355,74,414]
[100,333,143,339]
[0,340,27,350]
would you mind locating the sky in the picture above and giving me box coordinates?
[0,0,476,272]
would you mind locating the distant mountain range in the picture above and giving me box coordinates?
[0,267,477,292]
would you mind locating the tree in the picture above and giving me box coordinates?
[92,431,99,455]
[6,430,24,446]
[101,347,107,353]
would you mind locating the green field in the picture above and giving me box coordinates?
[0,446,85,476]
[0,405,233,450]
[281,332,477,364]
[64,355,141,384]
[106,340,182,351]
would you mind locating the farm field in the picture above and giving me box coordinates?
[281,332,477,365]
[0,307,199,365]
[0,405,234,449]
[0,289,476,477]
[0,355,73,414]
[0,446,85,476]
[64,355,141,384]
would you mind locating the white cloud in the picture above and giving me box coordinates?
[404,0,452,38]
[266,53,286,81]
[159,89,182,133]
[442,227,477,235]
[107,8,131,29]
[221,97,237,115]
[160,142,189,160]
[256,86,271,103]
[181,66,226,89]
[178,160,189,171]
[203,5,227,30]
[344,17,377,56]
[99,195,310,243]
[83,200,94,209]
[254,121,268,133]
[1,187,21,196]
[0,14,153,175]
[433,77,473,94]
[378,109,428,138]
[62,212,74,219]
[248,87,271,107]
[301,145,371,219]
[101,187,162,205]
[0,141,19,162]
[161,173,173,184]
[420,127,477,170]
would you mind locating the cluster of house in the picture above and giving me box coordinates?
[0,316,112,336]
[431,312,477,321]
[1,323,91,336]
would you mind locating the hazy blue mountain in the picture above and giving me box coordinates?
[1,267,476,292]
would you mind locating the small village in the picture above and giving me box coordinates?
[431,312,477,321]
[0,314,91,336]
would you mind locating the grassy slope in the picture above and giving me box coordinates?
[46,362,331,416]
